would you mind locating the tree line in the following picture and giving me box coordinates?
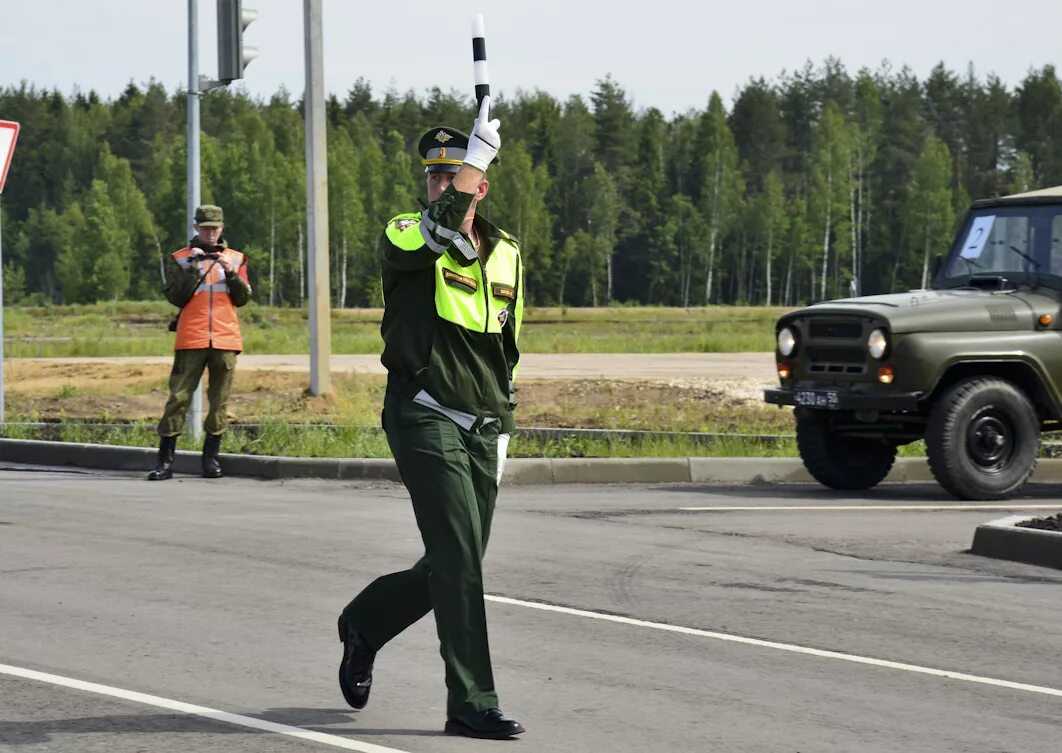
[1,59,1061,308]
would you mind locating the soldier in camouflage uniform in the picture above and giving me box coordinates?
[148,204,251,481]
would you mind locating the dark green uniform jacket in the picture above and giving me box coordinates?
[379,185,524,432]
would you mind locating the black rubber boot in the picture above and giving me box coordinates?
[202,433,223,479]
[147,435,178,481]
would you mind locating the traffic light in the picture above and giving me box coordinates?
[217,0,258,84]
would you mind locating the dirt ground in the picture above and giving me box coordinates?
[3,362,339,423]
[3,360,783,431]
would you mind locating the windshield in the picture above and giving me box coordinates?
[938,204,1062,287]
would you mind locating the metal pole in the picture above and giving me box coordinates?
[186,0,204,440]
[0,197,5,425]
[304,0,331,394]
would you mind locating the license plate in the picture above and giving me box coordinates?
[794,389,840,409]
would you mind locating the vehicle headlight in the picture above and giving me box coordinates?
[867,328,889,360]
[777,327,797,357]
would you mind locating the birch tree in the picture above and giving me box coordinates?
[583,162,620,305]
[903,136,955,289]
[487,141,553,303]
[697,92,742,303]
[849,71,883,296]
[328,126,367,308]
[809,100,853,300]
[754,171,788,304]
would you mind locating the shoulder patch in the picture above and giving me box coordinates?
[386,213,421,232]
[384,213,427,252]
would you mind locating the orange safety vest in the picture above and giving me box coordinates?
[172,246,247,351]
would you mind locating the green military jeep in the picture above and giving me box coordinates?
[765,186,1062,500]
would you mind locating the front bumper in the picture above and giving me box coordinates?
[764,387,921,412]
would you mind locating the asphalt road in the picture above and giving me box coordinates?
[2,468,1061,753]
[13,353,777,381]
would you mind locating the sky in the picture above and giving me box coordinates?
[2,0,1061,117]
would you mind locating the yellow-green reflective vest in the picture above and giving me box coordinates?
[435,240,521,335]
[383,211,523,337]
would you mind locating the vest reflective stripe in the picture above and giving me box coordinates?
[434,239,520,333]
[421,211,476,260]
[485,240,520,334]
[513,256,525,342]
[385,213,427,251]
[172,247,245,351]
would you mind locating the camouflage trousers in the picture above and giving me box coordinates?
[157,348,237,437]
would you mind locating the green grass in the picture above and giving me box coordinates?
[1,421,161,449]
[3,301,785,357]
[0,421,802,458]
[2,301,794,457]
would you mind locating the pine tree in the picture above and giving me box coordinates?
[589,75,636,176]
[1014,65,1062,186]
[96,145,157,297]
[729,77,786,194]
[82,179,132,301]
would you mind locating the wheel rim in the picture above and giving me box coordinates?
[965,409,1014,473]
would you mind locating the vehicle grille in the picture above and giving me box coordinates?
[792,316,874,377]
[807,347,866,375]
[810,320,862,339]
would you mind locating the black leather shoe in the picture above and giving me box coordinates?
[337,615,376,709]
[445,708,525,739]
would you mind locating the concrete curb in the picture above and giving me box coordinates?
[0,438,806,484]
[0,439,401,482]
[970,515,1062,570]
[5,437,1062,487]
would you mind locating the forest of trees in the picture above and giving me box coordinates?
[2,59,1062,308]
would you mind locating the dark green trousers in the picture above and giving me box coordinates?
[342,392,503,717]
[157,348,237,437]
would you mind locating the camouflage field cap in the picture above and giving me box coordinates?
[418,127,468,174]
[194,204,224,227]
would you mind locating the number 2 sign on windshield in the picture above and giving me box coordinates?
[960,215,995,259]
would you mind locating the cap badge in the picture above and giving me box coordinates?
[437,147,447,159]
[434,130,453,143]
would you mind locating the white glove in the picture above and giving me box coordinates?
[463,95,501,173]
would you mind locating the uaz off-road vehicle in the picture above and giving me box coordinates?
[765,186,1062,500]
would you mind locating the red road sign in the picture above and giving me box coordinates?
[0,120,20,194]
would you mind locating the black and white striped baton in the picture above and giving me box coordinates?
[471,14,489,115]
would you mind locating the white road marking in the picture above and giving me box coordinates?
[485,596,1062,699]
[676,504,1062,512]
[6,588,1060,753]
[0,663,410,753]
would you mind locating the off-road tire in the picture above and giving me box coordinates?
[795,409,897,490]
[926,377,1039,500]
